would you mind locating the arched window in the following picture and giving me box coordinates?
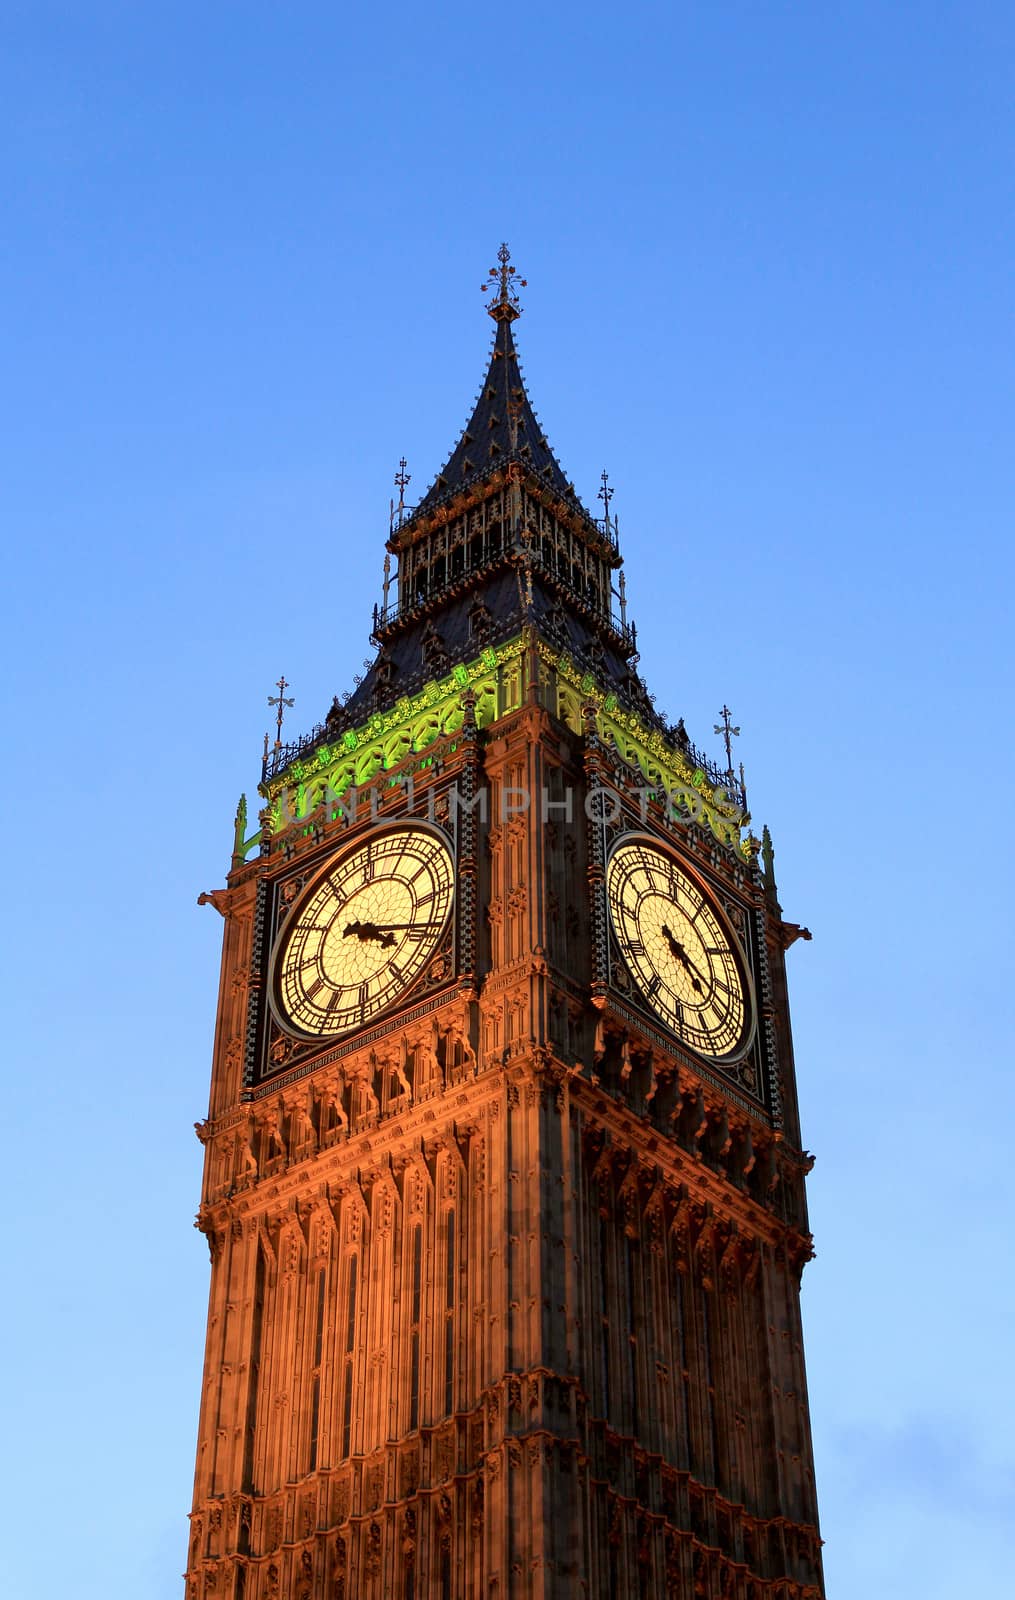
[308,1265,326,1471]
[443,1208,456,1417]
[340,1251,358,1459]
[408,1221,423,1430]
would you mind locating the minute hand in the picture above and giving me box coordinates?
[660,926,708,991]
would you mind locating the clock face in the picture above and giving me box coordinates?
[270,826,455,1040]
[606,837,752,1060]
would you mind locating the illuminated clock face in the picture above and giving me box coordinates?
[271,826,455,1040]
[606,838,752,1060]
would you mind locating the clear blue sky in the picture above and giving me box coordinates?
[3,3,1013,1594]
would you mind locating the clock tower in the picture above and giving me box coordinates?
[187,248,824,1599]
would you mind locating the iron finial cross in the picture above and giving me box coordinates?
[390,456,411,534]
[713,703,741,780]
[482,243,527,315]
[598,469,614,530]
[268,674,295,748]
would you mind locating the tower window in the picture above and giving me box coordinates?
[340,1253,358,1459]
[409,1223,423,1430]
[443,1210,456,1416]
[308,1266,326,1471]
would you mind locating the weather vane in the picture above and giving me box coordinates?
[268,674,295,749]
[481,243,527,319]
[713,704,741,782]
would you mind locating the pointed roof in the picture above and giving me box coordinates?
[410,246,579,520]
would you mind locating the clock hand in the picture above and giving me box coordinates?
[660,925,705,994]
[341,919,432,948]
[342,920,398,949]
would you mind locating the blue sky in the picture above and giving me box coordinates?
[3,3,1013,1594]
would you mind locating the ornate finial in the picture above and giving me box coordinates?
[761,824,781,910]
[390,457,411,534]
[713,703,741,784]
[481,243,527,321]
[268,674,295,749]
[598,469,614,528]
[232,794,248,864]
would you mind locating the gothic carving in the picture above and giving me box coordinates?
[331,1476,351,1527]
[363,1521,382,1579]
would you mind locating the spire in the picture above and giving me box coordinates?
[412,245,575,517]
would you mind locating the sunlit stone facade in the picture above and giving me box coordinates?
[188,257,824,1599]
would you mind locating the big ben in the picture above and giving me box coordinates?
[187,248,824,1598]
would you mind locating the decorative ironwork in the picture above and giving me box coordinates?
[598,469,615,535]
[268,675,295,747]
[390,457,413,535]
[713,704,741,783]
[481,242,527,319]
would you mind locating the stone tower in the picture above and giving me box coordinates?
[187,248,824,1599]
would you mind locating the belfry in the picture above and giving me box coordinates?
[188,248,824,1599]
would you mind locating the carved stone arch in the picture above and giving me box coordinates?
[281,1089,316,1157]
[324,759,356,804]
[335,1180,368,1249]
[383,727,413,768]
[668,1188,692,1273]
[354,746,384,786]
[621,735,643,771]
[368,1171,398,1238]
[400,1155,432,1218]
[558,683,585,736]
[277,1213,306,1278]
[411,713,442,752]
[349,1063,379,1128]
[590,1135,620,1213]
[694,1208,720,1290]
[438,1133,467,1202]
[717,1225,745,1294]
[304,777,330,815]
[440,699,465,736]
[617,1159,642,1238]
[473,681,497,729]
[642,1174,668,1255]
[256,1102,287,1163]
[256,1217,278,1280]
[307,1196,338,1263]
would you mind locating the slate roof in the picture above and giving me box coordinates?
[411,311,581,519]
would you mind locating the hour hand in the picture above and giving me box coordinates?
[343,920,397,949]
[660,925,704,993]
